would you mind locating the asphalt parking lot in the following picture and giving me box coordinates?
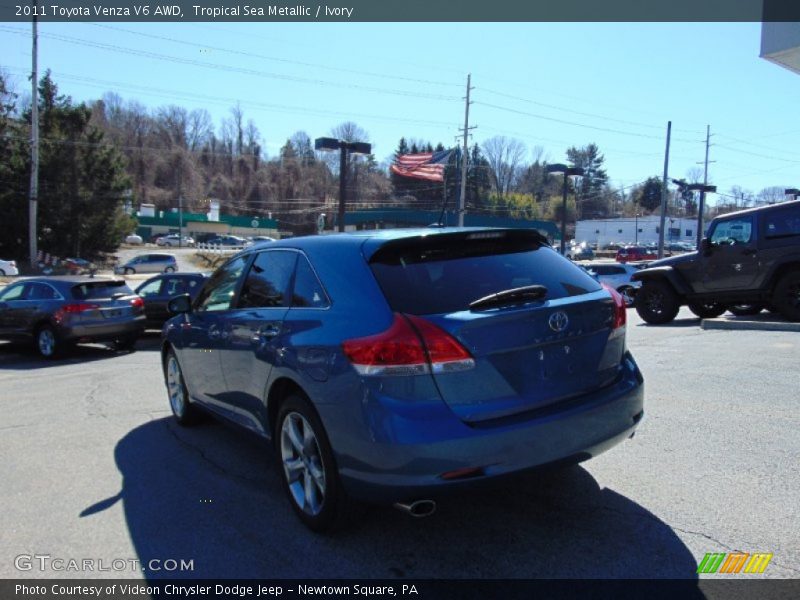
[0,307,798,581]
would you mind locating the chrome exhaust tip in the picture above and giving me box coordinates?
[393,499,437,518]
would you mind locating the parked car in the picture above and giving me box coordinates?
[0,258,18,276]
[114,253,178,275]
[584,261,644,306]
[125,234,143,245]
[566,245,595,261]
[161,228,643,531]
[633,200,800,323]
[63,257,94,275]
[205,235,248,247]
[157,234,195,247]
[135,273,208,328]
[616,246,657,263]
[0,277,145,357]
[250,236,277,243]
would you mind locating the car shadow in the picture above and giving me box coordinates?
[0,334,162,368]
[634,317,699,329]
[83,418,702,584]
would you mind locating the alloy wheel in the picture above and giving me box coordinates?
[38,328,56,357]
[166,355,186,418]
[280,412,326,516]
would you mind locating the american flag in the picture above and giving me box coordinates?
[390,149,452,182]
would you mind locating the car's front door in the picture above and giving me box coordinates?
[0,282,30,337]
[177,255,249,407]
[217,249,297,434]
[700,216,760,292]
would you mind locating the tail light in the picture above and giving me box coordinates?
[53,303,100,324]
[131,296,144,311]
[601,283,627,331]
[342,313,475,377]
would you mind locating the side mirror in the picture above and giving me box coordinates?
[168,293,193,315]
[701,238,712,254]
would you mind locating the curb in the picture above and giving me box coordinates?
[701,317,800,332]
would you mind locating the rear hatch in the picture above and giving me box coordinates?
[67,280,143,324]
[367,230,625,423]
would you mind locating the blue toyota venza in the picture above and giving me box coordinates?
[161,228,644,531]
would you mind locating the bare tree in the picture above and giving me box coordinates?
[481,136,526,197]
[186,109,213,152]
[230,103,245,156]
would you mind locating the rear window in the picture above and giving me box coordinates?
[369,232,601,315]
[72,281,134,300]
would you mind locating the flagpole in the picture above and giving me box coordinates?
[458,73,473,227]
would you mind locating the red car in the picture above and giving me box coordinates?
[616,246,657,263]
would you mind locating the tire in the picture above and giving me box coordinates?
[35,324,61,359]
[164,348,200,426]
[635,280,680,324]
[772,271,800,322]
[114,334,138,351]
[164,266,176,273]
[275,393,351,532]
[728,303,763,317]
[618,285,636,307]
[0,269,5,276]
[124,267,134,275]
[687,301,727,319]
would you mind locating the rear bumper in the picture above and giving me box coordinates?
[59,316,145,342]
[323,353,644,504]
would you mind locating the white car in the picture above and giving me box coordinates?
[0,258,19,276]
[125,234,144,245]
[157,234,195,247]
[584,261,643,306]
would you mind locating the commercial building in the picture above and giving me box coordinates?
[575,215,701,248]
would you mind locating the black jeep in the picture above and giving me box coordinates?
[632,200,800,324]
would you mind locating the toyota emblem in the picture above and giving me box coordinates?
[548,311,569,333]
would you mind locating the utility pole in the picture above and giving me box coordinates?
[658,121,671,258]
[178,195,183,248]
[457,74,474,227]
[29,5,39,268]
[697,125,711,245]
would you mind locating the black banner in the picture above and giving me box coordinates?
[2,0,800,23]
[3,579,800,600]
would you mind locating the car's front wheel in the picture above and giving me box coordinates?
[635,280,680,324]
[124,267,134,275]
[164,349,200,425]
[772,271,800,322]
[687,301,727,319]
[276,393,350,532]
[164,266,176,273]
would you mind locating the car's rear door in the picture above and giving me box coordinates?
[368,230,624,424]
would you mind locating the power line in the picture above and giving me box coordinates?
[0,26,462,103]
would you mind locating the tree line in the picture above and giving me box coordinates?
[0,71,788,261]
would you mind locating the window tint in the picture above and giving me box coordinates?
[711,217,753,245]
[292,256,329,308]
[72,281,134,300]
[764,206,800,239]
[370,236,600,315]
[137,279,163,297]
[28,283,60,300]
[163,277,186,297]
[238,251,297,309]
[195,256,248,312]
[0,283,26,301]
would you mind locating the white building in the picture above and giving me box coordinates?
[575,216,702,248]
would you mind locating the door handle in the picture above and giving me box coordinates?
[252,324,281,343]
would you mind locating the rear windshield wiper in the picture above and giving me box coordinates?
[469,285,548,311]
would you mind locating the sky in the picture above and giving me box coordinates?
[1,21,800,206]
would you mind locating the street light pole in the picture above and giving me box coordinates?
[315,137,371,233]
[546,164,584,255]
